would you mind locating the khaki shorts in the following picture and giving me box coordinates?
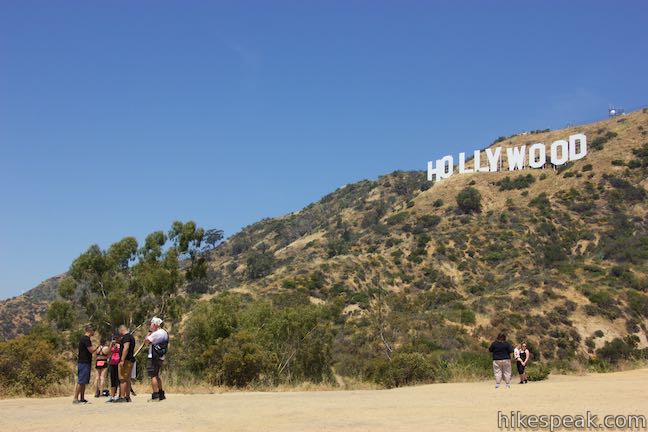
[118,360,134,382]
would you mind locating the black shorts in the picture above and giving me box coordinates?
[147,357,163,378]
[516,361,525,375]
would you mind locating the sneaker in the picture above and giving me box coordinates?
[80,399,90,404]
[102,390,110,397]
[148,392,160,403]
[106,397,114,403]
[159,390,166,401]
[113,398,129,403]
[72,400,81,405]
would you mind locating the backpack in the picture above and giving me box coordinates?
[152,330,169,359]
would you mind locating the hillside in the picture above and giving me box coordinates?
[2,109,648,370]
[200,108,648,361]
[0,276,62,339]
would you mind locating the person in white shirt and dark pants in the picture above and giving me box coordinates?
[144,316,169,402]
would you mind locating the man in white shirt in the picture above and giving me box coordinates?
[144,316,169,402]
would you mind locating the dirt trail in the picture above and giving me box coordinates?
[1,369,647,432]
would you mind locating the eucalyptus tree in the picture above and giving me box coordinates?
[50,221,215,334]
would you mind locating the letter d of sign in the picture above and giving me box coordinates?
[427,155,454,181]
[569,133,587,161]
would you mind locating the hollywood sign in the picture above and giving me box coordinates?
[427,133,587,181]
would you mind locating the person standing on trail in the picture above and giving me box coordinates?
[73,324,96,404]
[94,337,110,398]
[115,325,136,403]
[106,333,121,402]
[144,316,169,402]
[489,332,514,389]
[518,342,531,384]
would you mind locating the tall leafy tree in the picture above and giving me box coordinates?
[52,221,214,334]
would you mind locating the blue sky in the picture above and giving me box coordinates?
[1,1,647,299]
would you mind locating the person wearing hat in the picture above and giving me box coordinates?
[144,316,169,402]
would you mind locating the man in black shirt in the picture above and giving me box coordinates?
[116,325,136,403]
[73,325,96,404]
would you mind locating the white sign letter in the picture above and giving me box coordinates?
[427,156,454,181]
[486,147,502,172]
[506,145,526,171]
[458,152,473,174]
[550,140,569,166]
[569,133,587,161]
[474,150,486,172]
[528,143,546,169]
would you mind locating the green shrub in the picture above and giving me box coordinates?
[327,238,350,257]
[627,159,642,169]
[529,193,552,216]
[627,291,648,317]
[246,251,275,279]
[596,335,640,363]
[182,293,335,386]
[460,309,476,325]
[590,131,618,150]
[386,212,408,225]
[0,336,69,395]
[365,353,442,388]
[607,176,647,203]
[418,215,441,229]
[203,330,268,387]
[588,357,613,373]
[456,187,482,214]
[525,363,550,381]
[47,300,75,330]
[585,337,595,350]
[495,174,535,191]
[631,143,648,168]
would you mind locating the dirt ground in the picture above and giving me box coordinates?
[1,368,647,432]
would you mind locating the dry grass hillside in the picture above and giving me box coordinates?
[2,109,648,374]
[0,276,62,339]
[195,109,648,362]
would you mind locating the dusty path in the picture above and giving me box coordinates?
[1,369,647,432]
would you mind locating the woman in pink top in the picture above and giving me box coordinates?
[106,334,121,402]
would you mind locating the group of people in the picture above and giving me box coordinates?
[73,316,169,404]
[75,323,527,400]
[488,332,531,388]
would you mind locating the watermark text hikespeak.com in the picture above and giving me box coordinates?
[498,411,646,431]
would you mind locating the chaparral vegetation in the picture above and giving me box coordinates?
[2,110,648,395]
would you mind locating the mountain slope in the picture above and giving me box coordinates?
[2,109,648,365]
[0,275,63,339]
